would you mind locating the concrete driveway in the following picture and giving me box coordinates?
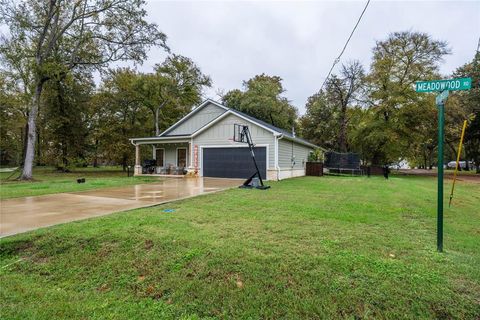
[0,177,240,237]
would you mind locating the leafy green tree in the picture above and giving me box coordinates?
[0,72,27,165]
[300,61,364,152]
[325,61,365,152]
[347,107,404,166]
[0,0,168,179]
[139,55,211,135]
[361,31,450,165]
[93,68,150,170]
[41,71,94,170]
[222,74,298,131]
[0,38,34,166]
[451,51,480,173]
[299,92,338,150]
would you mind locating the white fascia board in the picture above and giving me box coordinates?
[200,99,229,111]
[130,136,191,144]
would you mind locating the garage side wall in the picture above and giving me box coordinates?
[192,113,276,177]
[278,138,313,179]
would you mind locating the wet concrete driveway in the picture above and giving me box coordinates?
[0,177,240,237]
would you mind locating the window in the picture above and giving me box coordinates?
[177,148,187,167]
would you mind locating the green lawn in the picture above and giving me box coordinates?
[1,176,479,319]
[0,166,160,199]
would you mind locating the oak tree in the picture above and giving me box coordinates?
[0,0,168,179]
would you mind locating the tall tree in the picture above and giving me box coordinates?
[94,68,150,170]
[299,92,339,150]
[0,36,33,166]
[41,70,94,170]
[451,51,480,173]
[222,74,298,131]
[361,31,450,164]
[300,61,364,152]
[0,0,168,180]
[139,55,211,135]
[325,60,365,152]
[0,72,27,165]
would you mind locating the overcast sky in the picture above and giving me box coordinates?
[131,0,479,114]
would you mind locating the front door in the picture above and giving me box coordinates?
[177,148,187,167]
[155,148,164,166]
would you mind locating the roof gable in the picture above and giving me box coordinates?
[157,99,318,148]
[160,100,227,136]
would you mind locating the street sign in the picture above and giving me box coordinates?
[415,77,472,92]
[416,76,472,252]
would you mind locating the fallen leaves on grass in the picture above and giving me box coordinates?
[97,284,110,292]
[144,239,154,250]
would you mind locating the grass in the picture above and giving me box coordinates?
[1,176,479,319]
[0,166,160,199]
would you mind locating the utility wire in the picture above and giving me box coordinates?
[319,0,371,91]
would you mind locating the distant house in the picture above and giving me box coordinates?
[130,99,318,180]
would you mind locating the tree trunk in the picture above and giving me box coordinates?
[122,154,127,172]
[93,139,99,167]
[154,101,167,135]
[36,130,41,166]
[20,82,43,180]
[21,122,28,166]
[423,149,427,169]
[337,104,347,152]
[155,107,160,136]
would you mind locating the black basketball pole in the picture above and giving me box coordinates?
[244,126,264,187]
[239,125,270,190]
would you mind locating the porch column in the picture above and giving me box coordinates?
[134,144,142,175]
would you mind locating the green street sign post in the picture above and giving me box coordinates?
[415,77,472,252]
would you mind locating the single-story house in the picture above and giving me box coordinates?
[130,99,319,180]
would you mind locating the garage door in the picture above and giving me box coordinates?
[203,147,267,179]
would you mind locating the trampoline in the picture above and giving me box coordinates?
[324,151,363,176]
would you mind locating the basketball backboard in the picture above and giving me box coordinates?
[233,124,247,143]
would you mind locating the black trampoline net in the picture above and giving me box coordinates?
[324,152,361,170]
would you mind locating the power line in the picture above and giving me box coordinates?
[319,0,371,91]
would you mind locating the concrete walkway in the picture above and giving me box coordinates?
[0,177,240,237]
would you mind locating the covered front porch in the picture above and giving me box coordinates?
[130,136,193,176]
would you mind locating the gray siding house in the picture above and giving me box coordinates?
[130,99,318,180]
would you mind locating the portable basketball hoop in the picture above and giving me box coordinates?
[233,124,270,190]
